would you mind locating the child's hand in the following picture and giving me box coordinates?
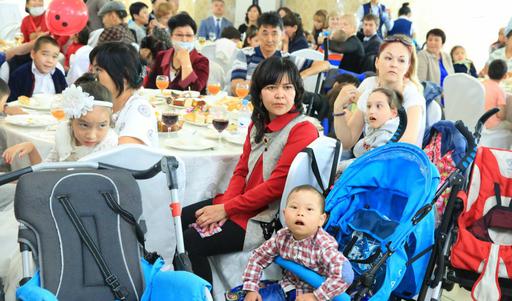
[4,106,27,115]
[334,84,359,113]
[296,292,319,301]
[244,291,262,301]
[2,142,35,164]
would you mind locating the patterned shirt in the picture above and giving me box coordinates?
[112,94,159,148]
[242,227,351,301]
[230,46,314,81]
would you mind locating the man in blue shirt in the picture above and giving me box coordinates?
[230,12,329,95]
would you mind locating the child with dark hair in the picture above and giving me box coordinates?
[3,81,117,164]
[450,45,477,78]
[128,2,150,44]
[221,26,242,43]
[242,25,259,48]
[64,26,90,71]
[326,74,360,137]
[8,36,67,102]
[243,184,352,301]
[337,87,403,172]
[482,59,509,130]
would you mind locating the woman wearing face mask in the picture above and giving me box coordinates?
[146,12,209,93]
[21,0,49,43]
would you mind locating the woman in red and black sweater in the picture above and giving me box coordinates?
[180,57,319,284]
[146,12,209,94]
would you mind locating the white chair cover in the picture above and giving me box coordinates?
[279,136,341,226]
[426,100,443,130]
[208,60,226,89]
[66,45,93,85]
[199,44,216,64]
[291,49,325,93]
[443,73,485,131]
[79,144,187,265]
[209,136,341,300]
[0,1,23,40]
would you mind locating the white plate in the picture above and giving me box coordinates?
[224,134,245,146]
[183,119,210,127]
[149,96,166,105]
[164,137,216,151]
[17,99,52,111]
[202,127,221,139]
[5,115,57,127]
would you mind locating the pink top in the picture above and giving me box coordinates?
[483,79,506,129]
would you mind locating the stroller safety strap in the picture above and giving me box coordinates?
[57,195,129,300]
[302,139,341,197]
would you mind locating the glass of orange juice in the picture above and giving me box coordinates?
[156,75,169,94]
[235,82,250,99]
[207,82,221,95]
[50,101,66,122]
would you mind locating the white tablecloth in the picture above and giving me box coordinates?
[0,116,243,206]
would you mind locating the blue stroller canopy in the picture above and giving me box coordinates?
[326,143,439,250]
[325,143,440,300]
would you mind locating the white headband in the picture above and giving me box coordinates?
[61,85,112,119]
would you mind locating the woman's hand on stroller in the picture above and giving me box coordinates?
[296,292,319,301]
[195,204,227,228]
[2,142,35,164]
[245,291,263,301]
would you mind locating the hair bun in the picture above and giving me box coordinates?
[402,2,410,7]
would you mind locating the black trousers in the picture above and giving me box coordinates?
[179,199,245,284]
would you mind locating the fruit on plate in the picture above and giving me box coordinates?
[183,101,211,124]
[18,96,30,105]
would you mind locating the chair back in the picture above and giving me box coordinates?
[80,144,186,264]
[279,136,342,226]
[198,44,216,62]
[426,100,443,130]
[291,49,325,93]
[443,73,485,131]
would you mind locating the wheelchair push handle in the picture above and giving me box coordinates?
[389,106,408,143]
[474,108,499,140]
[454,120,477,171]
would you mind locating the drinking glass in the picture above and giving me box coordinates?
[50,101,66,122]
[198,36,206,46]
[161,110,179,139]
[156,75,169,94]
[207,82,221,95]
[210,106,228,145]
[14,33,24,46]
[235,82,250,99]
[208,32,217,42]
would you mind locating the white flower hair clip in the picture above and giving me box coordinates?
[61,85,113,119]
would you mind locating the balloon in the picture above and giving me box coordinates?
[46,0,88,36]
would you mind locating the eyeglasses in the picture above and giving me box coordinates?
[384,35,413,47]
[172,34,195,39]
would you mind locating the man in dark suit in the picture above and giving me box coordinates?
[197,0,233,40]
[358,14,382,56]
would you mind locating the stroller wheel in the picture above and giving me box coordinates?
[442,280,455,291]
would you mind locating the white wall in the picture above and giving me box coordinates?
[407,0,512,70]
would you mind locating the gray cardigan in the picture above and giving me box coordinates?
[417,49,454,85]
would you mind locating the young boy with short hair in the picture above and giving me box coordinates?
[129,2,150,44]
[7,36,67,102]
[243,185,353,301]
[483,59,509,130]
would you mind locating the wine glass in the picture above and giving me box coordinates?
[156,75,169,95]
[207,82,221,96]
[210,106,229,146]
[235,82,250,99]
[208,32,217,42]
[161,110,179,140]
[198,36,206,46]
